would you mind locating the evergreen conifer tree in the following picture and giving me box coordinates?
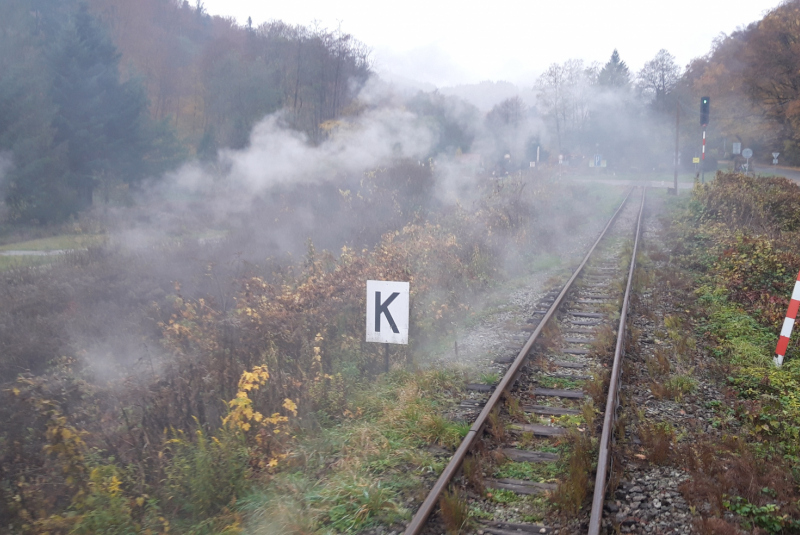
[50,4,152,210]
[597,49,631,88]
[1,0,73,222]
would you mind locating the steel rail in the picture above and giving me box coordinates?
[588,186,647,535]
[403,187,636,535]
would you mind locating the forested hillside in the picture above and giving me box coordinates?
[84,0,371,148]
[0,0,370,223]
[683,0,800,164]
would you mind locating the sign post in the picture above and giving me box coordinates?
[742,148,753,173]
[773,152,780,166]
[366,280,410,372]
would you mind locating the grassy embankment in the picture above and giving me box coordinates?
[664,172,800,532]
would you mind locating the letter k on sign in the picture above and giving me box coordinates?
[366,280,409,344]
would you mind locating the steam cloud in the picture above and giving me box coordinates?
[163,101,434,216]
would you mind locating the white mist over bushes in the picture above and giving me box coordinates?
[164,106,434,212]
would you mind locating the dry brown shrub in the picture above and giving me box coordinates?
[639,421,674,465]
[551,429,593,515]
[625,325,642,354]
[440,487,471,535]
[462,456,484,495]
[590,324,616,355]
[645,347,671,377]
[538,321,562,352]
[505,396,525,422]
[648,247,670,263]
[487,407,505,441]
[581,402,597,431]
[678,438,800,519]
[612,411,626,442]
[694,516,743,535]
[529,352,554,372]
[585,370,609,408]
[649,381,669,400]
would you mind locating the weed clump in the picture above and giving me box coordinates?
[590,324,616,355]
[581,401,597,431]
[440,487,471,535]
[639,421,675,465]
[645,347,671,377]
[551,430,594,515]
[679,438,800,531]
[650,373,696,401]
[505,396,525,421]
[487,407,506,441]
[539,321,562,352]
[462,456,485,494]
[693,516,742,535]
[585,370,609,408]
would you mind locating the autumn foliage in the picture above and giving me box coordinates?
[690,172,800,329]
[0,169,602,532]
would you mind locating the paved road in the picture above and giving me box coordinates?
[756,164,800,183]
[0,249,72,256]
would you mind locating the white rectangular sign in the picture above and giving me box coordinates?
[366,280,409,344]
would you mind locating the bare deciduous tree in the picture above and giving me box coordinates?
[536,59,594,152]
[637,49,681,110]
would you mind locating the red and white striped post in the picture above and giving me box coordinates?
[702,130,706,160]
[701,130,706,183]
[775,269,800,367]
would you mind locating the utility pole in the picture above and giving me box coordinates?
[673,101,679,195]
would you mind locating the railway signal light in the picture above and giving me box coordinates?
[700,96,710,126]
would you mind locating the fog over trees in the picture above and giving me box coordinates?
[0,0,370,222]
[2,0,800,219]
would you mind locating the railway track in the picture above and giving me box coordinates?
[404,186,647,535]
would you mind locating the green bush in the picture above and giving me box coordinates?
[162,426,249,526]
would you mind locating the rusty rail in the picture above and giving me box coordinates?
[403,187,637,535]
[588,186,646,535]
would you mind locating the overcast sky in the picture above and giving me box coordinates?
[203,0,781,88]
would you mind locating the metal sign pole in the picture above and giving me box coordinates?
[741,148,753,174]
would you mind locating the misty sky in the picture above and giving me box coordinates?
[203,0,780,87]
